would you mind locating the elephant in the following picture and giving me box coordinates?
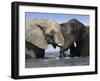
[25,19,64,59]
[59,19,89,58]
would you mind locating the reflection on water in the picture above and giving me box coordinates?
[25,56,89,68]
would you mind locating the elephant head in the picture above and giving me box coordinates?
[60,19,86,51]
[26,19,64,49]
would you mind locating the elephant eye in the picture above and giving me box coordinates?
[50,30,55,35]
[71,30,78,34]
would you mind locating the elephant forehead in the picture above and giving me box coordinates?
[45,28,52,34]
[45,27,60,35]
[51,24,61,31]
[47,20,61,27]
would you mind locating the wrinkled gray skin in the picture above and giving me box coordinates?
[59,19,89,58]
[26,19,64,58]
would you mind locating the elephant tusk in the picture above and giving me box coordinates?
[74,42,77,47]
[58,43,63,46]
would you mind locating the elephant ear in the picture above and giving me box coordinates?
[26,24,48,49]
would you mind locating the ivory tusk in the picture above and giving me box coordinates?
[74,42,77,47]
[58,43,63,46]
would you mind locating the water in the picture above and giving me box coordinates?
[25,45,89,68]
[45,45,70,57]
[25,52,89,68]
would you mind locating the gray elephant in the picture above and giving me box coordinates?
[25,19,64,59]
[59,19,89,58]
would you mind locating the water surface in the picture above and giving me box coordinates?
[25,56,89,68]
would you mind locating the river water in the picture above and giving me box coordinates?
[25,52,89,68]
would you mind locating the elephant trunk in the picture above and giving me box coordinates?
[54,32,64,47]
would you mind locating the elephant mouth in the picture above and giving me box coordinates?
[51,42,63,48]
